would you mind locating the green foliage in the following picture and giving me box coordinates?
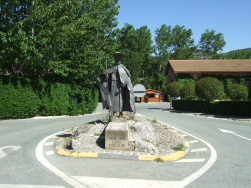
[227,84,248,101]
[173,144,184,151]
[155,24,195,60]
[198,29,226,59]
[172,100,251,117]
[177,74,195,85]
[0,76,40,118]
[154,157,164,163]
[181,84,196,100]
[224,49,251,59]
[0,0,119,84]
[195,77,224,101]
[0,75,98,119]
[167,82,183,97]
[115,24,155,86]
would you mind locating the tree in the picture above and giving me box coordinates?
[0,0,119,85]
[198,29,226,59]
[115,24,154,86]
[224,49,251,59]
[170,25,195,60]
[154,24,171,91]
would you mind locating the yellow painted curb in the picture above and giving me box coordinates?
[138,151,186,161]
[161,151,186,161]
[178,134,185,138]
[56,146,63,150]
[56,137,64,142]
[57,149,71,157]
[183,141,190,147]
[68,152,79,158]
[78,152,98,158]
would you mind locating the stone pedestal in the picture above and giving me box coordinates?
[105,122,129,150]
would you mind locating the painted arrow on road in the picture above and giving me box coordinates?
[218,128,251,141]
[0,146,22,159]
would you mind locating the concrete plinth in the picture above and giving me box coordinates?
[105,122,129,150]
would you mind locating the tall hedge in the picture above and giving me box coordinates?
[0,76,40,118]
[172,100,251,117]
[0,75,99,119]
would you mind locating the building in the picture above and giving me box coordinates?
[166,60,251,89]
[142,89,163,102]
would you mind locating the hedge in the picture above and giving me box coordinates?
[172,100,251,117]
[0,75,99,119]
[0,76,40,118]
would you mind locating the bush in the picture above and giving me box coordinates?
[227,84,248,100]
[172,100,251,117]
[195,77,224,101]
[167,82,183,97]
[0,76,40,118]
[180,83,196,100]
[0,75,99,119]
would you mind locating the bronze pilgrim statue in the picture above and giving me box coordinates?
[98,52,136,119]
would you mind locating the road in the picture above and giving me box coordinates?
[0,102,250,188]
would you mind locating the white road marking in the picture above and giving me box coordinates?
[0,184,65,188]
[218,128,251,141]
[158,120,217,188]
[190,148,207,152]
[36,132,85,188]
[72,176,178,188]
[45,142,54,146]
[175,159,205,163]
[181,134,188,137]
[189,140,199,143]
[0,146,22,159]
[37,115,217,188]
[45,150,55,155]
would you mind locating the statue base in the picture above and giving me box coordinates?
[105,122,129,150]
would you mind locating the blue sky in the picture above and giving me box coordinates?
[116,0,251,53]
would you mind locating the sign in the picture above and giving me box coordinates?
[133,84,146,97]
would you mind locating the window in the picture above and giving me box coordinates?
[147,94,154,98]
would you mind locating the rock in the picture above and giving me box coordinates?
[65,116,185,156]
[129,137,158,154]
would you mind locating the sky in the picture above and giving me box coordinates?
[116,0,251,53]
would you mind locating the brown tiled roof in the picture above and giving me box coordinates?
[166,60,251,74]
[146,89,162,94]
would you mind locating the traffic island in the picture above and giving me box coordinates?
[55,115,190,161]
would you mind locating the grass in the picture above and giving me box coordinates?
[173,144,184,151]
[152,117,158,123]
[154,157,164,163]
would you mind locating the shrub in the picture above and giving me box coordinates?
[227,84,248,100]
[172,100,251,117]
[0,75,99,119]
[180,83,196,100]
[167,82,183,97]
[0,76,40,118]
[195,77,224,101]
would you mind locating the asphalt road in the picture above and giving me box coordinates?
[0,102,250,188]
